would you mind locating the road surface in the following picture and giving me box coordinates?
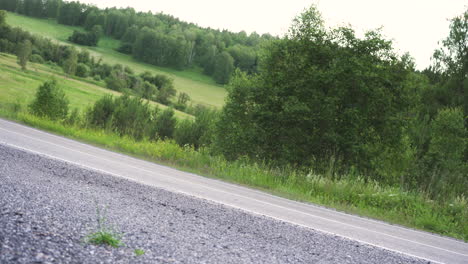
[0,118,467,263]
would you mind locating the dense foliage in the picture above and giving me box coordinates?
[216,8,410,170]
[215,7,467,199]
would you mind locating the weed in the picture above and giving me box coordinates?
[134,249,145,256]
[85,204,124,248]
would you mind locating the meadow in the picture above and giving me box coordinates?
[0,53,192,119]
[5,12,227,108]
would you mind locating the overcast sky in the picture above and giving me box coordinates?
[79,0,467,70]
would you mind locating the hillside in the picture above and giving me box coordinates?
[5,12,227,108]
[0,53,192,119]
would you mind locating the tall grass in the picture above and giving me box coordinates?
[1,107,466,241]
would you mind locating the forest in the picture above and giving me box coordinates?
[0,0,274,84]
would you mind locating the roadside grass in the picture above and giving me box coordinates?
[6,12,227,108]
[1,106,467,242]
[0,53,192,120]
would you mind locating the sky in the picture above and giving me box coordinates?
[79,0,467,70]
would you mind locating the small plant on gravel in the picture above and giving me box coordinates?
[85,204,124,248]
[134,249,145,256]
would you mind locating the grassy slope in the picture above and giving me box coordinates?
[6,12,227,108]
[0,53,191,119]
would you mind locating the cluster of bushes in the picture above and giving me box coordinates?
[68,25,102,46]
[27,78,217,149]
[86,94,216,146]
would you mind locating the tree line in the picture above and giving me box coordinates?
[0,0,276,84]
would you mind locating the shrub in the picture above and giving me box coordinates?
[30,54,44,64]
[174,119,196,146]
[153,108,176,140]
[29,80,69,121]
[76,63,90,77]
[112,95,152,140]
[86,95,116,128]
[105,71,127,91]
[65,108,82,126]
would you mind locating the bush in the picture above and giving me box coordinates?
[112,95,152,140]
[174,119,196,146]
[29,80,69,121]
[105,71,127,91]
[153,108,176,140]
[86,95,116,128]
[68,28,100,46]
[76,63,90,77]
[65,108,82,126]
[30,54,44,64]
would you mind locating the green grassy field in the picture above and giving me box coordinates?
[5,12,227,108]
[0,53,191,119]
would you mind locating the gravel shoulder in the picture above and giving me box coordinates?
[0,144,427,263]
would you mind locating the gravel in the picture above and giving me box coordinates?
[0,144,428,263]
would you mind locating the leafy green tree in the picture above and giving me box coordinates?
[44,0,60,18]
[216,7,410,172]
[62,47,78,75]
[431,8,467,126]
[228,44,257,73]
[17,39,32,70]
[0,0,19,12]
[213,51,234,84]
[29,79,69,120]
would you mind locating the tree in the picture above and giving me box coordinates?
[29,79,69,120]
[62,47,78,75]
[213,51,234,84]
[430,8,467,126]
[17,39,32,70]
[44,0,60,18]
[216,6,410,172]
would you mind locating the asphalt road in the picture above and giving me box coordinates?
[0,118,467,263]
